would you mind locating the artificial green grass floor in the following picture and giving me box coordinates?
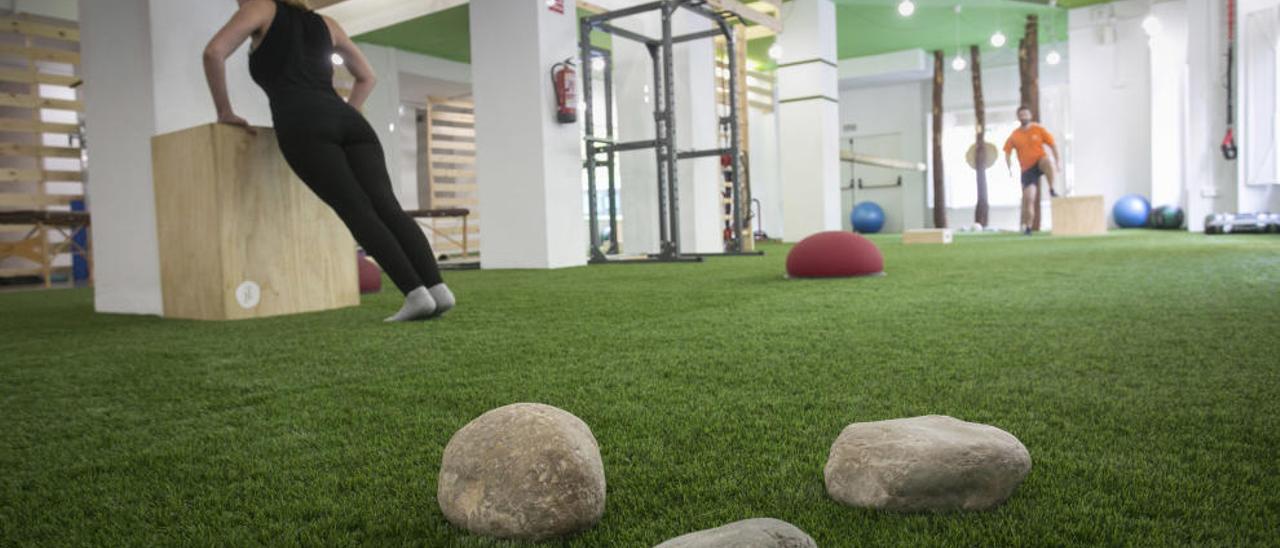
[2,230,1278,546]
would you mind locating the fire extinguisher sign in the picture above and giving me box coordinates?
[547,0,565,14]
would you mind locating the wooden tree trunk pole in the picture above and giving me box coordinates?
[932,50,947,228]
[971,45,989,227]
[734,25,754,251]
[1021,14,1044,230]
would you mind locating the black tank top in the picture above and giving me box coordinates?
[248,1,336,98]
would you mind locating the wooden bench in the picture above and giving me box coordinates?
[0,209,91,287]
[406,208,472,258]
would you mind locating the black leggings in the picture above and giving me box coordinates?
[273,95,442,295]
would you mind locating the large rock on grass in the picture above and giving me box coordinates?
[824,415,1030,512]
[438,403,606,541]
[654,518,817,548]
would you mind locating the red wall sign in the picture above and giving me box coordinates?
[547,0,565,14]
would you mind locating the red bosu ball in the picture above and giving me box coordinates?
[785,231,884,278]
[358,251,382,294]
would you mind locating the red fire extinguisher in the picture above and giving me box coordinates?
[551,59,577,124]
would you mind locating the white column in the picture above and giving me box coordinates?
[470,0,587,269]
[776,0,841,241]
[1148,1,1188,210]
[82,0,272,315]
[82,0,161,315]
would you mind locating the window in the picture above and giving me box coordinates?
[932,106,1026,208]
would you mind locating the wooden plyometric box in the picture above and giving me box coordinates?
[1051,195,1107,236]
[902,228,953,245]
[152,123,358,320]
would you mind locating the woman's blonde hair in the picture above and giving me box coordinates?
[280,0,311,10]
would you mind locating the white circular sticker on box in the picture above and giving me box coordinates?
[235,281,261,309]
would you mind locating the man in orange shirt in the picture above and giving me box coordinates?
[1004,106,1062,235]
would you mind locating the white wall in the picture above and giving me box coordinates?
[838,81,927,233]
[1069,0,1249,231]
[147,0,272,134]
[1069,1,1154,227]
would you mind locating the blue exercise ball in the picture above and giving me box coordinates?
[851,201,885,234]
[1113,194,1151,228]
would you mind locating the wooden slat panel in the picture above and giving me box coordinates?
[0,68,79,87]
[430,197,475,207]
[0,168,42,182]
[44,170,82,182]
[704,0,780,31]
[427,97,474,110]
[0,193,81,207]
[0,118,79,134]
[429,111,475,124]
[0,266,45,277]
[716,85,774,97]
[0,265,73,277]
[425,96,479,248]
[744,25,775,41]
[0,44,80,65]
[431,154,475,165]
[746,0,778,16]
[430,125,475,138]
[578,0,607,14]
[0,18,80,42]
[428,140,476,151]
[426,183,478,193]
[717,97,775,111]
[0,93,82,111]
[0,143,80,158]
[431,169,475,179]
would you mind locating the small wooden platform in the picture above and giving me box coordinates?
[1051,195,1107,236]
[152,123,358,320]
[902,228,953,245]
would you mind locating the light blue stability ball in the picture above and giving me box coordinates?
[1113,194,1151,228]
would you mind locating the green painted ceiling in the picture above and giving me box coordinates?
[831,0,1066,60]
[355,5,608,64]
[356,1,1115,68]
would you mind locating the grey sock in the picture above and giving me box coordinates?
[384,286,436,322]
[427,284,455,317]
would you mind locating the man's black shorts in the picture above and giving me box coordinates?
[1020,163,1043,187]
